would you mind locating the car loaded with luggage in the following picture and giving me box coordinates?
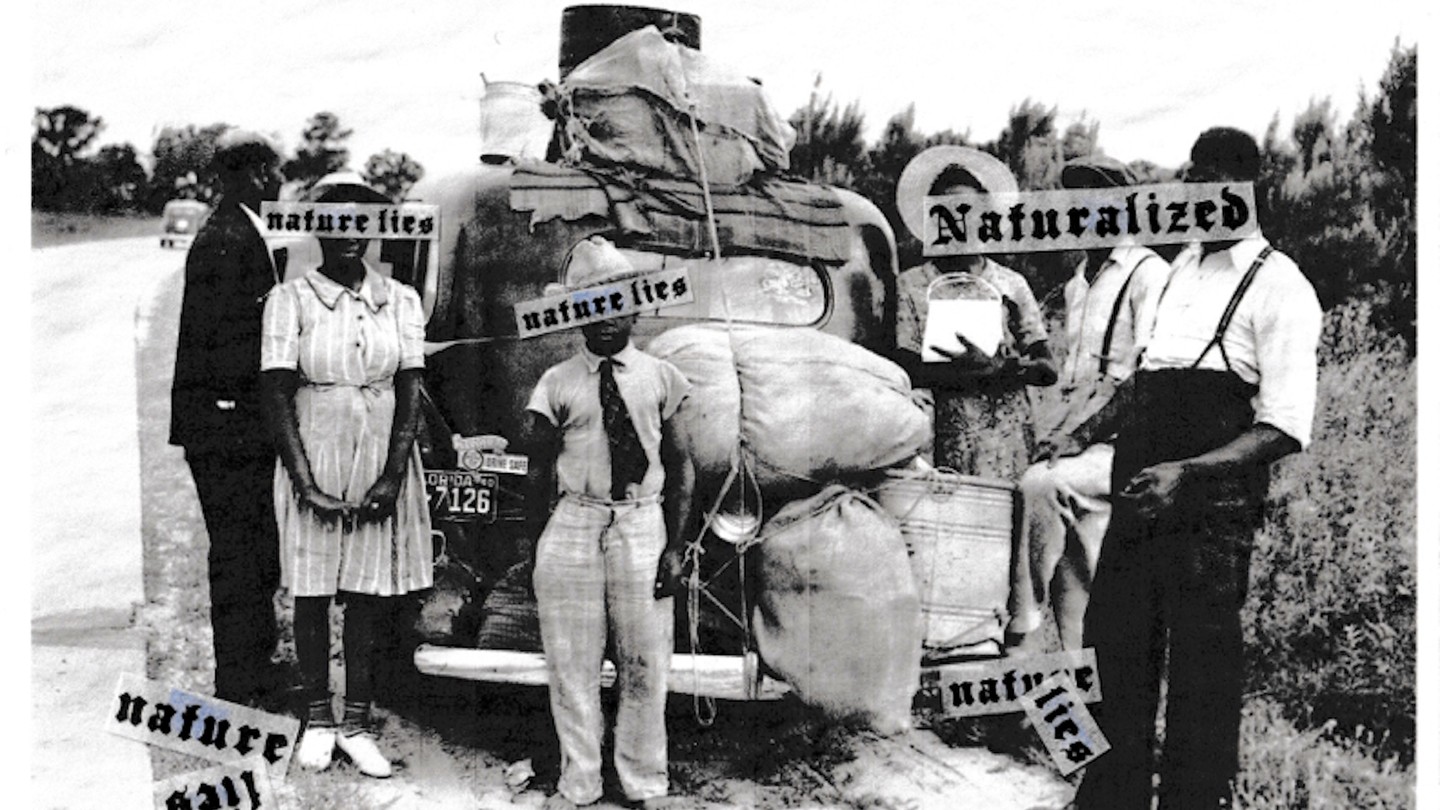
[403,4,1027,734]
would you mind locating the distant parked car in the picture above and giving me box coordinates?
[159,199,211,248]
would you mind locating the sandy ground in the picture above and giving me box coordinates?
[32,234,1074,809]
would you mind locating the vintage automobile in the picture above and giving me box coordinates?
[383,6,904,701]
[375,7,1020,711]
[404,156,901,666]
[159,198,211,249]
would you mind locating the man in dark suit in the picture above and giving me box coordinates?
[170,129,288,705]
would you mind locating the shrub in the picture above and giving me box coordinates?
[1243,300,1415,761]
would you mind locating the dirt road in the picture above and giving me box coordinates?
[31,236,172,808]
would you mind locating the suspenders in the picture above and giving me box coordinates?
[1096,255,1161,378]
[1190,245,1273,372]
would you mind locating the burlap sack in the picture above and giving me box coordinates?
[646,325,930,496]
[476,562,542,653]
[752,485,923,734]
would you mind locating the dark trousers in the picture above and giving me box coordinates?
[1076,369,1266,810]
[187,452,281,702]
[1076,492,1258,810]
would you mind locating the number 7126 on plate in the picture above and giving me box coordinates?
[424,470,499,522]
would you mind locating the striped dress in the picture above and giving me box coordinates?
[260,267,432,597]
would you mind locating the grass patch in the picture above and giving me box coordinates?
[1234,699,1412,809]
[1244,301,1416,763]
[33,209,163,248]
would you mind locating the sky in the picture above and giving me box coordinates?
[30,0,1423,177]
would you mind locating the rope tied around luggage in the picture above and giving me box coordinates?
[682,95,748,725]
[663,91,928,724]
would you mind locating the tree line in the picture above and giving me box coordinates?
[32,42,1413,347]
[31,110,425,213]
[786,43,1416,350]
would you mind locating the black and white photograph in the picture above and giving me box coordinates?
[28,1,1430,807]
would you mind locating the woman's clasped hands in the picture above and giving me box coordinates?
[299,474,402,531]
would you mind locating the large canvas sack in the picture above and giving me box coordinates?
[557,26,795,185]
[752,486,923,733]
[645,325,930,495]
[563,89,766,186]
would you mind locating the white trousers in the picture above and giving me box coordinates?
[1007,443,1113,650]
[533,495,673,804]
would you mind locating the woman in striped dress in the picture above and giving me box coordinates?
[260,179,431,778]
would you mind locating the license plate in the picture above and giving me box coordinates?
[424,470,498,522]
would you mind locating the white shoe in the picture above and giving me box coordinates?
[337,731,392,778]
[295,727,336,771]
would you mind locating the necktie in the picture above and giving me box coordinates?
[599,358,649,500]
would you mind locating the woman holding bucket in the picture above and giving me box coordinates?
[890,146,1058,480]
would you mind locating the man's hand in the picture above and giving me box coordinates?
[1119,461,1188,519]
[360,474,402,521]
[653,547,685,600]
[1035,434,1087,466]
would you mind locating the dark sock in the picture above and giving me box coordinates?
[342,592,385,706]
[341,699,372,736]
[294,596,333,725]
[306,698,336,728]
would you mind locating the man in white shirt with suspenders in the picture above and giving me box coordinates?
[1057,128,1322,810]
[1007,155,1168,654]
